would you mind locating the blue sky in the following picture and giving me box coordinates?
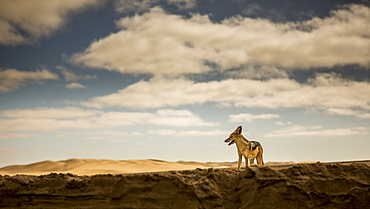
[0,0,369,167]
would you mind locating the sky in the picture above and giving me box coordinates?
[0,0,369,167]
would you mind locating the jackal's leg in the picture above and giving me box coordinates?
[257,148,264,165]
[249,158,254,166]
[244,156,249,168]
[237,152,242,171]
[258,157,264,165]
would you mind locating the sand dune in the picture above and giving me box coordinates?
[0,158,319,176]
[0,160,369,208]
[0,159,238,176]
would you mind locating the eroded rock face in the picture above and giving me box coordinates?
[0,161,369,209]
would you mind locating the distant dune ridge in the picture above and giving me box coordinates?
[0,158,316,176]
[0,159,238,176]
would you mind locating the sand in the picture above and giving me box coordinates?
[0,159,369,208]
[0,159,238,176]
[0,158,316,176]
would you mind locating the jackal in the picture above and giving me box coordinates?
[224,126,264,170]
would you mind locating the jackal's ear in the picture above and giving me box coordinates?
[237,126,242,134]
[234,126,242,135]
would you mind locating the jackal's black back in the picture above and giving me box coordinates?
[249,141,261,151]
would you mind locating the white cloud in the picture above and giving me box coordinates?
[147,129,177,136]
[0,0,103,45]
[0,133,41,140]
[81,76,298,109]
[0,68,59,92]
[167,0,196,9]
[82,130,129,140]
[115,0,153,13]
[114,0,196,13]
[59,66,80,81]
[274,121,292,126]
[147,109,218,127]
[243,3,263,16]
[71,4,370,76]
[93,109,217,127]
[229,113,280,123]
[66,82,85,89]
[147,129,229,136]
[0,118,98,132]
[0,108,217,132]
[1,107,100,119]
[325,108,370,119]
[57,66,96,81]
[82,73,370,110]
[265,125,367,138]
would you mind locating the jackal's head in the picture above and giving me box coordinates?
[224,126,242,146]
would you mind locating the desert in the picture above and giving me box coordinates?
[1,1,370,208]
[0,159,369,209]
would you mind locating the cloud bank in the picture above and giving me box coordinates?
[82,73,370,110]
[325,108,370,119]
[0,68,59,92]
[0,0,102,45]
[265,125,367,138]
[0,108,217,132]
[229,113,280,123]
[71,4,370,76]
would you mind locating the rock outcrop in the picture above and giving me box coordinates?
[0,161,369,208]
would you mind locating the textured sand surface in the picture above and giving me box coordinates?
[0,160,369,208]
